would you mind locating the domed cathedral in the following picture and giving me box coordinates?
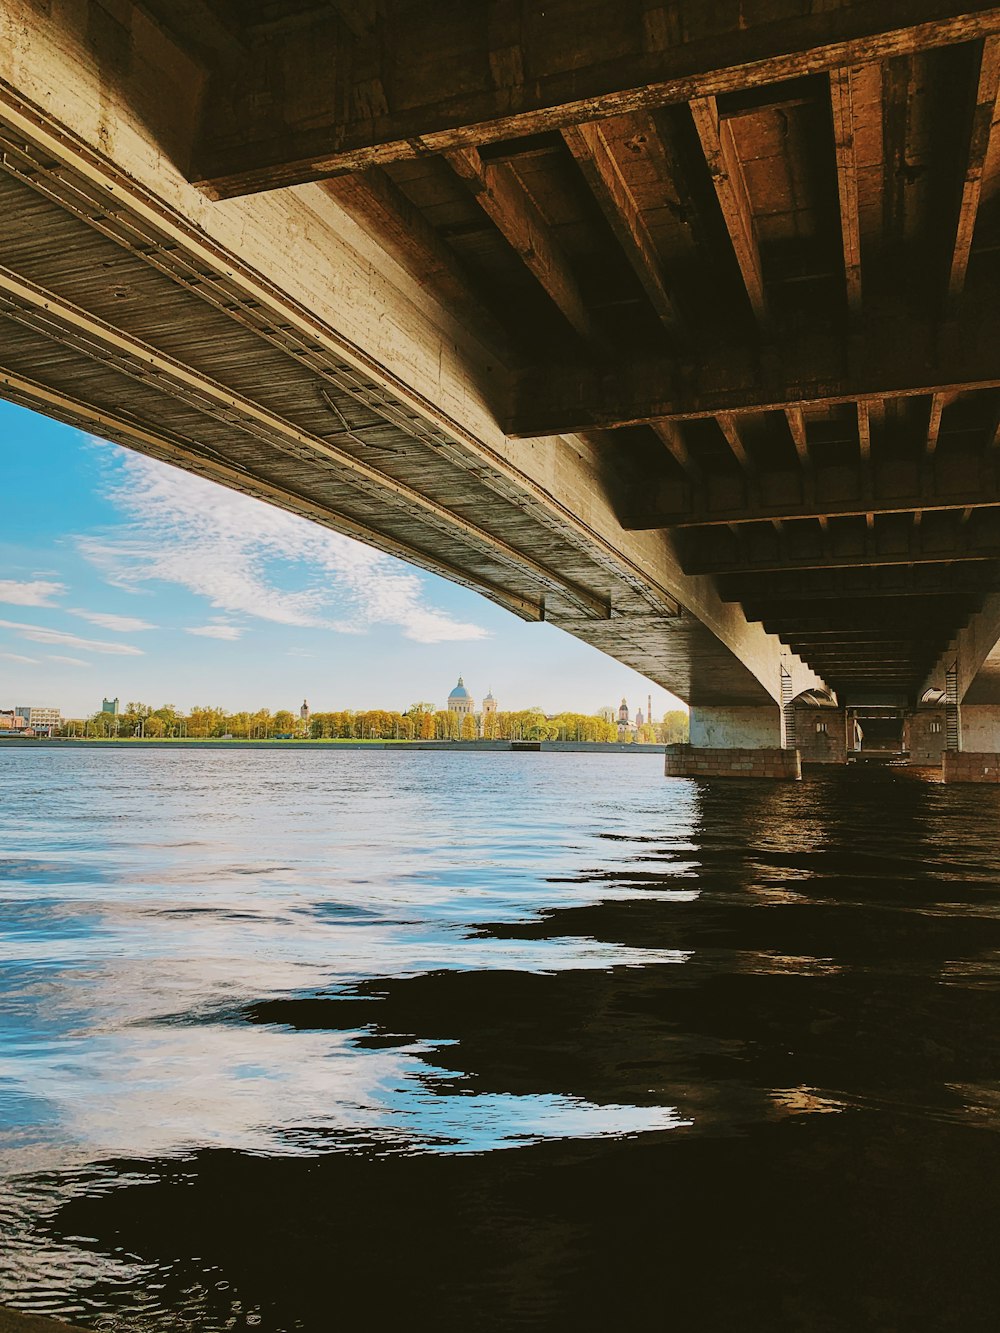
[447,677,475,719]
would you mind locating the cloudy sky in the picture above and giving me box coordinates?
[0,401,683,719]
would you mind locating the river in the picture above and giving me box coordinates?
[2,749,1000,1330]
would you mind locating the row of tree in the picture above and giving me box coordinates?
[62,702,689,744]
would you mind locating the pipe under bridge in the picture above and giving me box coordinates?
[3,1,1000,775]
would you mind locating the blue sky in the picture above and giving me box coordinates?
[0,401,684,719]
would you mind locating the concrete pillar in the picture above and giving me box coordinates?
[794,706,847,764]
[958,704,1000,752]
[666,705,801,780]
[689,705,781,748]
[943,704,1000,782]
[904,707,946,765]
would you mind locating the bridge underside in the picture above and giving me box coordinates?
[3,1,1000,734]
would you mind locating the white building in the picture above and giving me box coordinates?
[15,705,61,733]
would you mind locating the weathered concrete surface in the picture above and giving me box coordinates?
[795,707,849,765]
[943,750,1000,783]
[665,745,802,780]
[957,704,1000,752]
[923,593,1000,708]
[688,705,781,750]
[0,0,827,711]
[904,707,948,765]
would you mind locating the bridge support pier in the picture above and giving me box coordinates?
[943,705,1000,782]
[665,706,802,780]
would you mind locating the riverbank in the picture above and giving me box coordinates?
[0,738,666,754]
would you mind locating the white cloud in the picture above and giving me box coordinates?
[185,624,243,640]
[0,579,66,607]
[47,655,91,667]
[0,618,143,656]
[69,609,156,632]
[0,651,39,664]
[81,450,489,644]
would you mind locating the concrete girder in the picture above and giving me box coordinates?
[182,1,1000,196]
[0,0,820,711]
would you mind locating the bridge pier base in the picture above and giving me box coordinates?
[666,706,801,780]
[943,752,1000,783]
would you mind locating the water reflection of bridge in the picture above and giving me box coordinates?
[3,3,1000,777]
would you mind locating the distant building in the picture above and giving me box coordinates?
[102,698,119,715]
[635,708,644,728]
[447,676,475,720]
[482,688,497,717]
[617,698,638,740]
[0,710,28,735]
[15,705,61,734]
[300,699,310,724]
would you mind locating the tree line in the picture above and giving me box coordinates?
[61,702,689,744]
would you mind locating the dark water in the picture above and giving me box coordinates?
[2,750,1000,1331]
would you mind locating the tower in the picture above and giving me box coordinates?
[480,686,498,737]
[300,699,310,723]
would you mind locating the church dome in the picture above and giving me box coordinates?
[448,676,471,700]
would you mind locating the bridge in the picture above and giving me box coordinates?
[2,0,1000,778]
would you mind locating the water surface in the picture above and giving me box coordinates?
[2,750,1000,1329]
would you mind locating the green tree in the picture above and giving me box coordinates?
[657,711,689,744]
[273,710,297,736]
[250,708,274,739]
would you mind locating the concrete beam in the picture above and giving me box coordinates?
[922,590,1000,702]
[0,259,612,621]
[690,96,769,329]
[319,169,511,359]
[628,483,1000,529]
[507,313,1000,435]
[829,65,867,319]
[188,2,1000,196]
[445,146,604,347]
[561,119,685,339]
[947,35,1000,304]
[682,544,1000,576]
[0,0,818,713]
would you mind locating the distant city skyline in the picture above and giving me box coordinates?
[0,402,686,719]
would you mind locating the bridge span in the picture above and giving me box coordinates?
[2,1,1000,776]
